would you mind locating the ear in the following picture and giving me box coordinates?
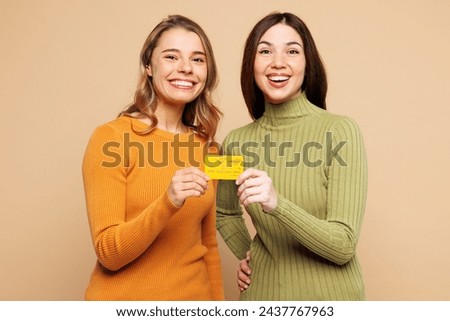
[145,65,152,77]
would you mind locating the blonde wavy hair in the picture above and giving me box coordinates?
[120,15,222,141]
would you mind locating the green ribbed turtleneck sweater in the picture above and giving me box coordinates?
[216,92,368,300]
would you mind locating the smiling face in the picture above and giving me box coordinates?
[253,23,306,105]
[146,28,207,109]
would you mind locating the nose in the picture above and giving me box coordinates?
[177,58,193,74]
[271,53,286,69]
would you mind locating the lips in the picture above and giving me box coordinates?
[267,75,290,82]
[169,79,195,88]
[266,74,290,88]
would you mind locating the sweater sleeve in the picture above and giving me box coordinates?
[201,180,225,300]
[267,117,368,265]
[82,124,181,271]
[216,134,252,260]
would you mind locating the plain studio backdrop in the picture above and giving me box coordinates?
[1,0,449,300]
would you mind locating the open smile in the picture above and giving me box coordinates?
[267,75,290,83]
[169,79,196,89]
[266,74,290,88]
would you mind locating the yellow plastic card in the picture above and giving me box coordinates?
[204,155,244,180]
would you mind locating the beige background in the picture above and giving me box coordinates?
[1,0,449,300]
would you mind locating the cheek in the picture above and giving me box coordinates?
[298,60,306,75]
[253,66,266,86]
[199,66,208,81]
[194,68,208,90]
[253,60,265,75]
[253,74,264,93]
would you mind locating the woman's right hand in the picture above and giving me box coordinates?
[168,168,210,207]
[236,168,278,212]
[238,251,252,292]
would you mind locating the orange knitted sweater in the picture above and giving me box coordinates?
[82,115,224,300]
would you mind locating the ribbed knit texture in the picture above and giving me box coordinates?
[82,115,224,300]
[216,92,367,300]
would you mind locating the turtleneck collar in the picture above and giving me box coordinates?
[258,91,324,128]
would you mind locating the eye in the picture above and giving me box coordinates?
[192,57,205,63]
[287,49,300,55]
[164,55,177,60]
[258,49,271,55]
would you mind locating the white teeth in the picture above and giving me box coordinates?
[171,80,194,87]
[268,76,289,82]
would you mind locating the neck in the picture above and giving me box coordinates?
[259,92,323,127]
[154,103,187,133]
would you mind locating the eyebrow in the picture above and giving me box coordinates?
[257,41,303,47]
[161,48,206,55]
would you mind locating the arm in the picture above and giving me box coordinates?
[236,118,367,265]
[266,117,368,264]
[82,125,180,271]
[82,125,208,271]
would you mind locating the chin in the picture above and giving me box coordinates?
[266,97,289,105]
[266,91,301,105]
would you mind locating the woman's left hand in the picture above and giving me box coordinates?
[236,168,278,212]
[237,251,252,292]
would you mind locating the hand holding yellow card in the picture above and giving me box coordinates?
[204,155,244,180]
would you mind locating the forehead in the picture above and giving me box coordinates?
[155,28,205,53]
[259,23,303,45]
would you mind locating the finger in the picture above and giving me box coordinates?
[237,176,267,197]
[173,182,207,197]
[185,189,203,198]
[191,177,208,193]
[238,270,251,285]
[169,180,205,203]
[239,185,265,205]
[176,167,210,181]
[238,279,249,291]
[236,168,264,185]
[237,271,250,290]
[170,188,203,203]
[187,174,209,190]
[240,260,252,275]
[173,173,209,191]
[241,193,270,208]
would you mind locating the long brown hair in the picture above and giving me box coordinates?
[120,15,222,141]
[241,12,328,120]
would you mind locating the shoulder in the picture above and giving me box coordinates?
[221,121,259,143]
[219,122,260,154]
[88,116,134,143]
[318,110,364,139]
